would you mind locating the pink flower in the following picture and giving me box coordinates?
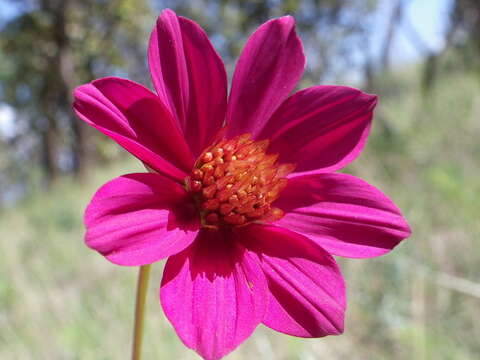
[73,9,411,360]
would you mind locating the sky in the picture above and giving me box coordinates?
[375,0,453,65]
[0,0,453,137]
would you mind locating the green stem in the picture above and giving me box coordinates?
[131,265,151,360]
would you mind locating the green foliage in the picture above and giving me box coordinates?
[1,65,479,358]
[346,65,480,359]
[160,0,378,81]
[0,0,154,189]
[1,1,479,358]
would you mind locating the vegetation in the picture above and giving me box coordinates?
[1,62,479,359]
[1,0,479,359]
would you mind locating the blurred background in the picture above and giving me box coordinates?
[0,0,479,359]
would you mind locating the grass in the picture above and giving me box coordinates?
[1,66,479,359]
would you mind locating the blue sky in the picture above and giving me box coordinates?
[373,0,452,64]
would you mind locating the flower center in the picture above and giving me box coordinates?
[185,133,295,229]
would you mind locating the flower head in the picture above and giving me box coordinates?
[73,9,411,360]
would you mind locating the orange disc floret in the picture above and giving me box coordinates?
[185,133,295,228]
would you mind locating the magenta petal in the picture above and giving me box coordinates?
[85,173,199,266]
[161,229,268,360]
[73,77,194,182]
[239,224,345,337]
[258,86,377,174]
[148,9,227,156]
[274,173,411,258]
[227,16,305,138]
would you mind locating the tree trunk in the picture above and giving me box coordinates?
[40,113,60,188]
[380,0,405,72]
[52,0,88,180]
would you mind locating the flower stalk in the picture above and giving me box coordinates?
[132,264,152,360]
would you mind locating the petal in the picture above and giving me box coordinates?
[148,9,227,156]
[258,86,377,174]
[161,229,268,360]
[73,77,194,182]
[274,173,411,258]
[238,224,345,337]
[85,173,199,266]
[226,16,305,138]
